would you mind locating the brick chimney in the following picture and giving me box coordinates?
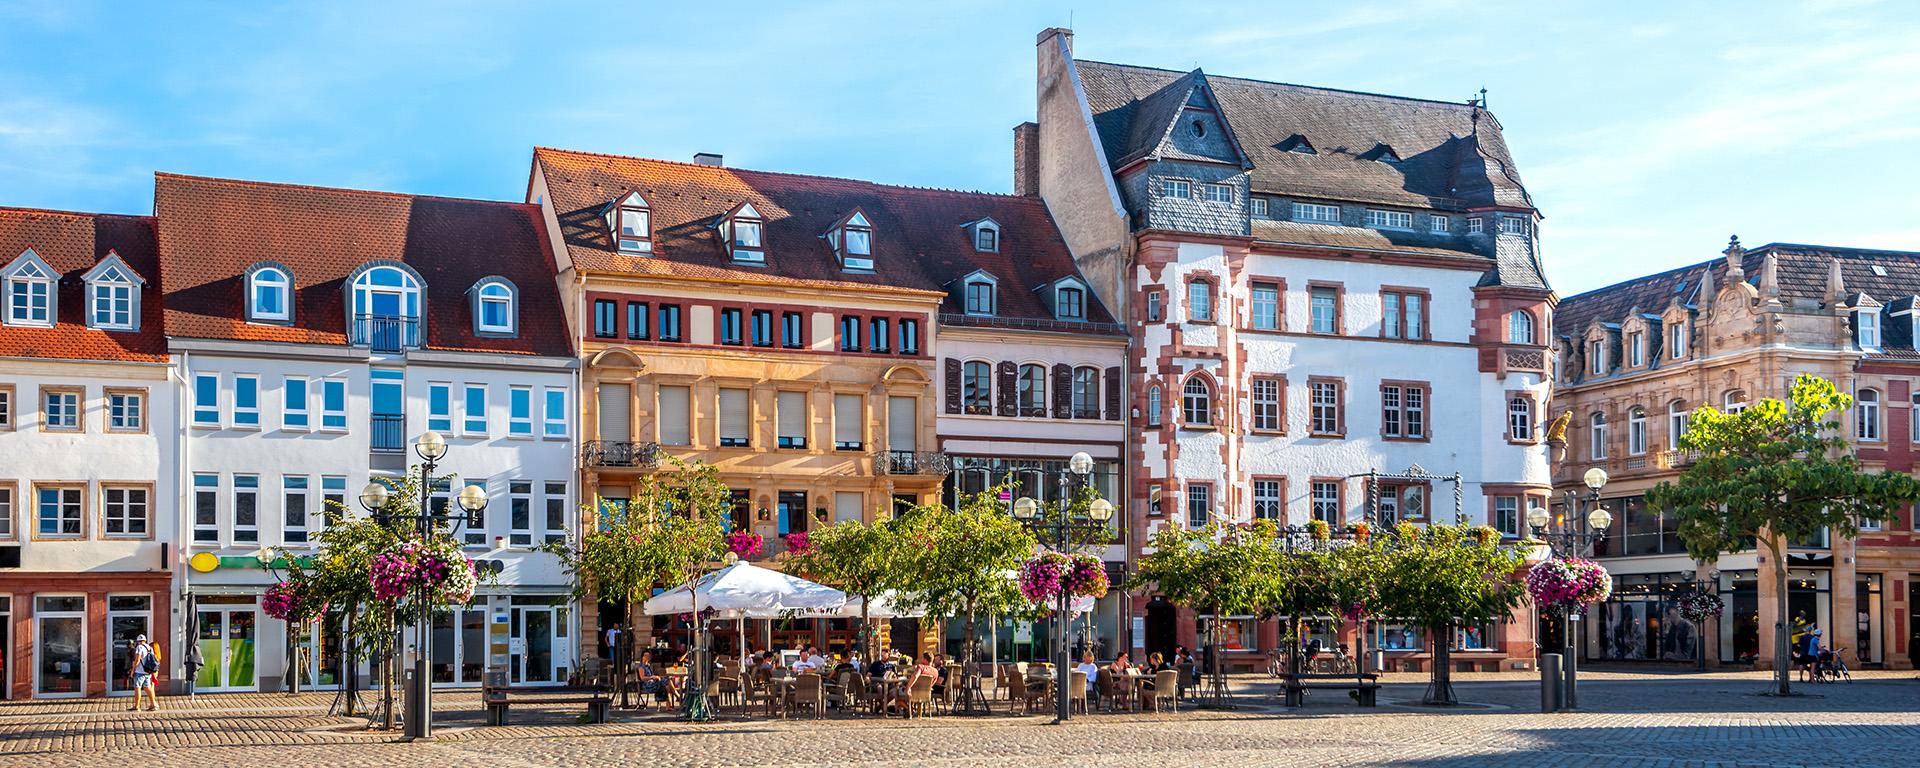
[1012,121,1040,197]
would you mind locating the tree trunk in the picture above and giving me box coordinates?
[287,623,302,695]
[1424,624,1456,705]
[1768,536,1792,696]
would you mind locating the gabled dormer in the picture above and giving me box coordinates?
[604,191,651,254]
[1040,275,1090,322]
[715,202,765,264]
[953,269,998,317]
[81,251,145,332]
[1582,322,1618,378]
[962,218,1001,253]
[1870,294,1903,352]
[823,209,874,271]
[1364,143,1400,164]
[1619,313,1651,369]
[1278,134,1316,155]
[2,248,57,328]
[1660,301,1692,361]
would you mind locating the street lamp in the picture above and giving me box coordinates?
[357,430,488,741]
[1528,466,1610,711]
[1011,451,1112,724]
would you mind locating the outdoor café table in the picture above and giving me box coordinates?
[874,674,908,717]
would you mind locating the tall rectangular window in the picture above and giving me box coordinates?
[463,479,487,546]
[542,387,567,437]
[321,476,346,529]
[193,473,219,543]
[869,317,890,353]
[36,485,82,538]
[428,382,452,432]
[781,311,804,349]
[0,385,12,430]
[777,391,808,449]
[833,393,863,451]
[102,485,148,539]
[321,379,347,429]
[509,480,533,547]
[1311,481,1341,525]
[1188,282,1212,322]
[1252,377,1282,432]
[719,307,744,345]
[718,388,750,447]
[1493,496,1520,538]
[839,316,861,352]
[1309,379,1342,436]
[1309,287,1338,334]
[1250,282,1280,330]
[898,319,920,355]
[41,387,79,431]
[1146,291,1162,322]
[593,299,617,338]
[1381,290,1425,339]
[0,484,12,540]
[1669,322,1687,358]
[657,304,682,341]
[1186,484,1211,528]
[543,481,567,545]
[1628,332,1645,366]
[1381,383,1427,440]
[107,389,144,432]
[282,476,309,545]
[233,474,259,543]
[657,385,690,446]
[1253,479,1282,520]
[509,386,533,436]
[283,376,309,429]
[751,309,774,347]
[626,301,650,340]
[463,384,487,435]
[233,375,259,427]
[194,373,219,426]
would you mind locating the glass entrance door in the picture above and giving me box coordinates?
[196,608,258,691]
[301,611,346,689]
[35,596,86,697]
[511,606,559,684]
[107,596,152,694]
[429,607,489,685]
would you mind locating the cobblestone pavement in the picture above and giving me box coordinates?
[3,670,1915,767]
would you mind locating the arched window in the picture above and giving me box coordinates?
[1628,406,1648,455]
[1589,412,1609,460]
[471,278,516,335]
[248,265,291,323]
[1858,388,1882,442]
[1016,364,1046,416]
[1508,310,1535,345]
[1668,400,1688,450]
[1182,377,1213,426]
[1723,389,1747,414]
[1072,366,1100,419]
[350,264,423,350]
[2,249,54,327]
[1147,385,1163,427]
[961,361,992,414]
[1508,396,1533,441]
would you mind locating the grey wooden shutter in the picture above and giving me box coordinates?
[996,361,1017,416]
[1051,364,1073,419]
[597,383,631,442]
[1104,366,1122,421]
[943,358,962,414]
[888,396,917,452]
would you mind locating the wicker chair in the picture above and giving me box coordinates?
[1149,670,1179,712]
[1069,670,1089,715]
[789,672,825,719]
[906,675,936,719]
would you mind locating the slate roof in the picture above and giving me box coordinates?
[1556,242,1920,343]
[153,173,571,356]
[1250,220,1488,262]
[1075,60,1533,211]
[0,207,168,362]
[531,148,1115,324]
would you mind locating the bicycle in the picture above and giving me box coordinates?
[1817,647,1853,683]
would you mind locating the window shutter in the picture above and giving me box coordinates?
[1104,366,1122,421]
[1051,364,1073,419]
[597,383,631,442]
[657,385,690,446]
[778,391,807,442]
[719,388,748,443]
[833,394,862,446]
[888,396,917,452]
[996,361,1017,416]
[943,358,962,414]
[834,492,864,524]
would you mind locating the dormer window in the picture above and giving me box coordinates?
[348,263,424,351]
[1857,309,1882,349]
[1058,286,1085,321]
[826,211,874,271]
[1667,318,1687,359]
[962,218,1002,253]
[83,254,141,331]
[718,203,765,263]
[245,263,292,323]
[606,191,651,254]
[1498,216,1530,236]
[2,249,55,328]
[1589,338,1607,375]
[470,277,517,336]
[1281,134,1316,154]
[966,281,995,315]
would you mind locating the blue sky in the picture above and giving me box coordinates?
[3,0,1917,295]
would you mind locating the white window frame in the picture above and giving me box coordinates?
[105,389,142,433]
[192,473,220,545]
[1309,287,1338,334]
[1669,321,1687,358]
[1252,479,1282,520]
[0,484,13,540]
[1251,198,1268,217]
[428,382,452,432]
[1508,396,1533,441]
[320,378,347,430]
[1162,179,1191,199]
[1203,183,1232,203]
[248,266,292,322]
[101,485,148,539]
[509,480,534,547]
[282,475,310,546]
[1668,400,1688,450]
[1590,412,1609,459]
[1365,209,1413,229]
[1493,496,1520,538]
[232,374,260,428]
[1628,407,1648,455]
[41,387,79,432]
[542,387,567,438]
[3,251,54,328]
[1187,281,1213,323]
[509,385,533,437]
[609,192,652,254]
[964,280,995,316]
[282,376,310,430]
[1185,484,1211,528]
[1589,339,1606,375]
[1498,216,1530,235]
[542,481,567,545]
[1467,217,1484,234]
[193,373,219,427]
[1309,381,1341,435]
[463,383,488,436]
[1429,215,1449,233]
[1857,389,1882,442]
[1292,202,1340,223]
[232,474,259,544]
[1251,378,1281,432]
[1858,310,1881,349]
[1181,378,1213,427]
[1508,310,1534,345]
[1310,481,1341,525]
[88,268,136,331]
[475,281,515,335]
[1250,283,1280,331]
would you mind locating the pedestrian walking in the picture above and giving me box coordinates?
[128,635,161,711]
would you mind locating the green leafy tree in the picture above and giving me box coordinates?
[786,512,914,664]
[1646,374,1920,695]
[1128,523,1287,700]
[894,487,1041,675]
[1372,523,1528,705]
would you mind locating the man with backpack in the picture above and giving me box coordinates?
[128,635,161,711]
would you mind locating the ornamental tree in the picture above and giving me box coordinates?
[1372,523,1528,705]
[1128,523,1287,696]
[1645,373,1920,695]
[785,512,914,664]
[892,487,1039,676]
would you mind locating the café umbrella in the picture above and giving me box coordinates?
[642,561,848,670]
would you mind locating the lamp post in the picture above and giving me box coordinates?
[1011,451,1113,724]
[357,430,488,741]
[1527,466,1612,712]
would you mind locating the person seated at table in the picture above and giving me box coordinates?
[1106,653,1133,676]
[753,651,777,677]
[1140,652,1171,692]
[931,653,951,696]
[834,651,862,676]
[894,652,942,711]
[869,652,898,678]
[636,650,669,702]
[1074,652,1101,696]
[806,647,828,672]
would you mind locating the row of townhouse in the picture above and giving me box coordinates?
[1554,238,1920,670]
[2,27,1561,697]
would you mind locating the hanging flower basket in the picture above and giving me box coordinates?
[370,539,479,606]
[1677,590,1723,624]
[263,579,310,622]
[1306,519,1331,541]
[782,531,812,556]
[1019,551,1106,603]
[1350,521,1372,543]
[725,530,764,559]
[1526,557,1611,613]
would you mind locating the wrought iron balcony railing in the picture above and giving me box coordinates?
[584,440,661,469]
[879,450,951,476]
[351,314,421,353]
[370,414,406,454]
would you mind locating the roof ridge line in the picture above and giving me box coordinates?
[534,147,1031,201]
[0,204,134,219]
[1560,257,1721,304]
[1073,58,1488,112]
[1753,242,1920,258]
[152,172,535,209]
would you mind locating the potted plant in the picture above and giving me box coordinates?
[1306,518,1331,541]
[1350,521,1372,543]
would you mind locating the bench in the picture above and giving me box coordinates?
[483,684,613,726]
[1281,673,1381,707]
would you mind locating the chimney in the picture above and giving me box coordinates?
[1037,27,1073,53]
[1013,122,1040,197]
[693,152,723,167]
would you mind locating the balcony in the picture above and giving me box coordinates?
[1655,449,1699,469]
[878,450,951,476]
[351,314,420,353]
[370,414,406,454]
[584,440,660,470]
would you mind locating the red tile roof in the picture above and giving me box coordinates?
[0,207,168,362]
[154,173,571,356]
[532,148,1115,324]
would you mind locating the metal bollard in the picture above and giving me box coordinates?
[1539,653,1562,713]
